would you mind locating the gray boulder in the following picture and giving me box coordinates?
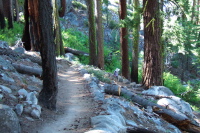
[0,56,16,72]
[0,73,15,83]
[0,105,21,133]
[15,104,24,116]
[13,47,25,54]
[0,40,9,49]
[26,92,38,105]
[0,85,12,94]
[142,86,174,96]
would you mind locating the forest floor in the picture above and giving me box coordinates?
[21,61,101,133]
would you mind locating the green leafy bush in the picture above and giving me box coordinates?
[72,1,87,10]
[0,22,23,46]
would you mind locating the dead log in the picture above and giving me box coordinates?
[12,63,42,77]
[64,47,89,56]
[104,84,200,133]
[0,47,42,65]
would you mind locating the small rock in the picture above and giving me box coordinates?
[123,79,130,84]
[31,109,41,119]
[0,41,9,49]
[117,75,123,82]
[18,89,28,98]
[27,86,40,92]
[13,47,25,54]
[25,116,35,122]
[26,92,38,105]
[0,85,12,94]
[15,104,23,116]
[0,94,3,99]
[23,106,32,114]
[0,73,15,83]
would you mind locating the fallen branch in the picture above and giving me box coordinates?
[104,84,200,133]
[64,47,89,56]
[12,63,42,77]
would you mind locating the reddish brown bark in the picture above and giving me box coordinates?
[142,0,163,89]
[119,0,129,79]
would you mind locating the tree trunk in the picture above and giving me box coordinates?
[53,0,65,56]
[142,0,163,89]
[96,0,104,69]
[28,0,40,51]
[0,0,5,29]
[59,0,66,17]
[38,0,58,110]
[3,0,13,29]
[131,0,140,83]
[88,0,97,66]
[22,0,31,50]
[13,0,19,22]
[119,0,129,79]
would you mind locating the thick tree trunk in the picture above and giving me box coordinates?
[119,0,129,79]
[38,0,58,110]
[96,0,104,69]
[131,0,140,83]
[64,47,89,56]
[22,0,31,50]
[12,63,42,77]
[142,0,163,89]
[0,0,5,29]
[88,0,97,66]
[104,85,200,133]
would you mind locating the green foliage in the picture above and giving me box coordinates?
[164,72,200,104]
[0,22,23,46]
[85,66,111,84]
[108,20,119,29]
[62,28,89,64]
[72,1,87,10]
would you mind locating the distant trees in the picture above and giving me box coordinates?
[119,0,129,79]
[142,0,163,88]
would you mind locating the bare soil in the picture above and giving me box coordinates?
[21,62,101,133]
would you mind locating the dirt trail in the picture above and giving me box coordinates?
[25,64,98,133]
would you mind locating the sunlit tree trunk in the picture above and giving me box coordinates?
[131,0,140,83]
[53,0,65,56]
[38,0,58,110]
[119,0,129,79]
[96,0,104,69]
[142,0,163,89]
[88,0,97,66]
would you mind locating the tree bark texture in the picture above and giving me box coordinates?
[2,0,13,29]
[104,85,200,133]
[53,0,65,56]
[96,0,104,69]
[28,0,40,51]
[142,0,163,89]
[119,0,129,79]
[58,0,66,17]
[13,0,19,22]
[88,0,97,66]
[0,0,5,29]
[131,0,140,83]
[22,0,31,50]
[38,0,58,110]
